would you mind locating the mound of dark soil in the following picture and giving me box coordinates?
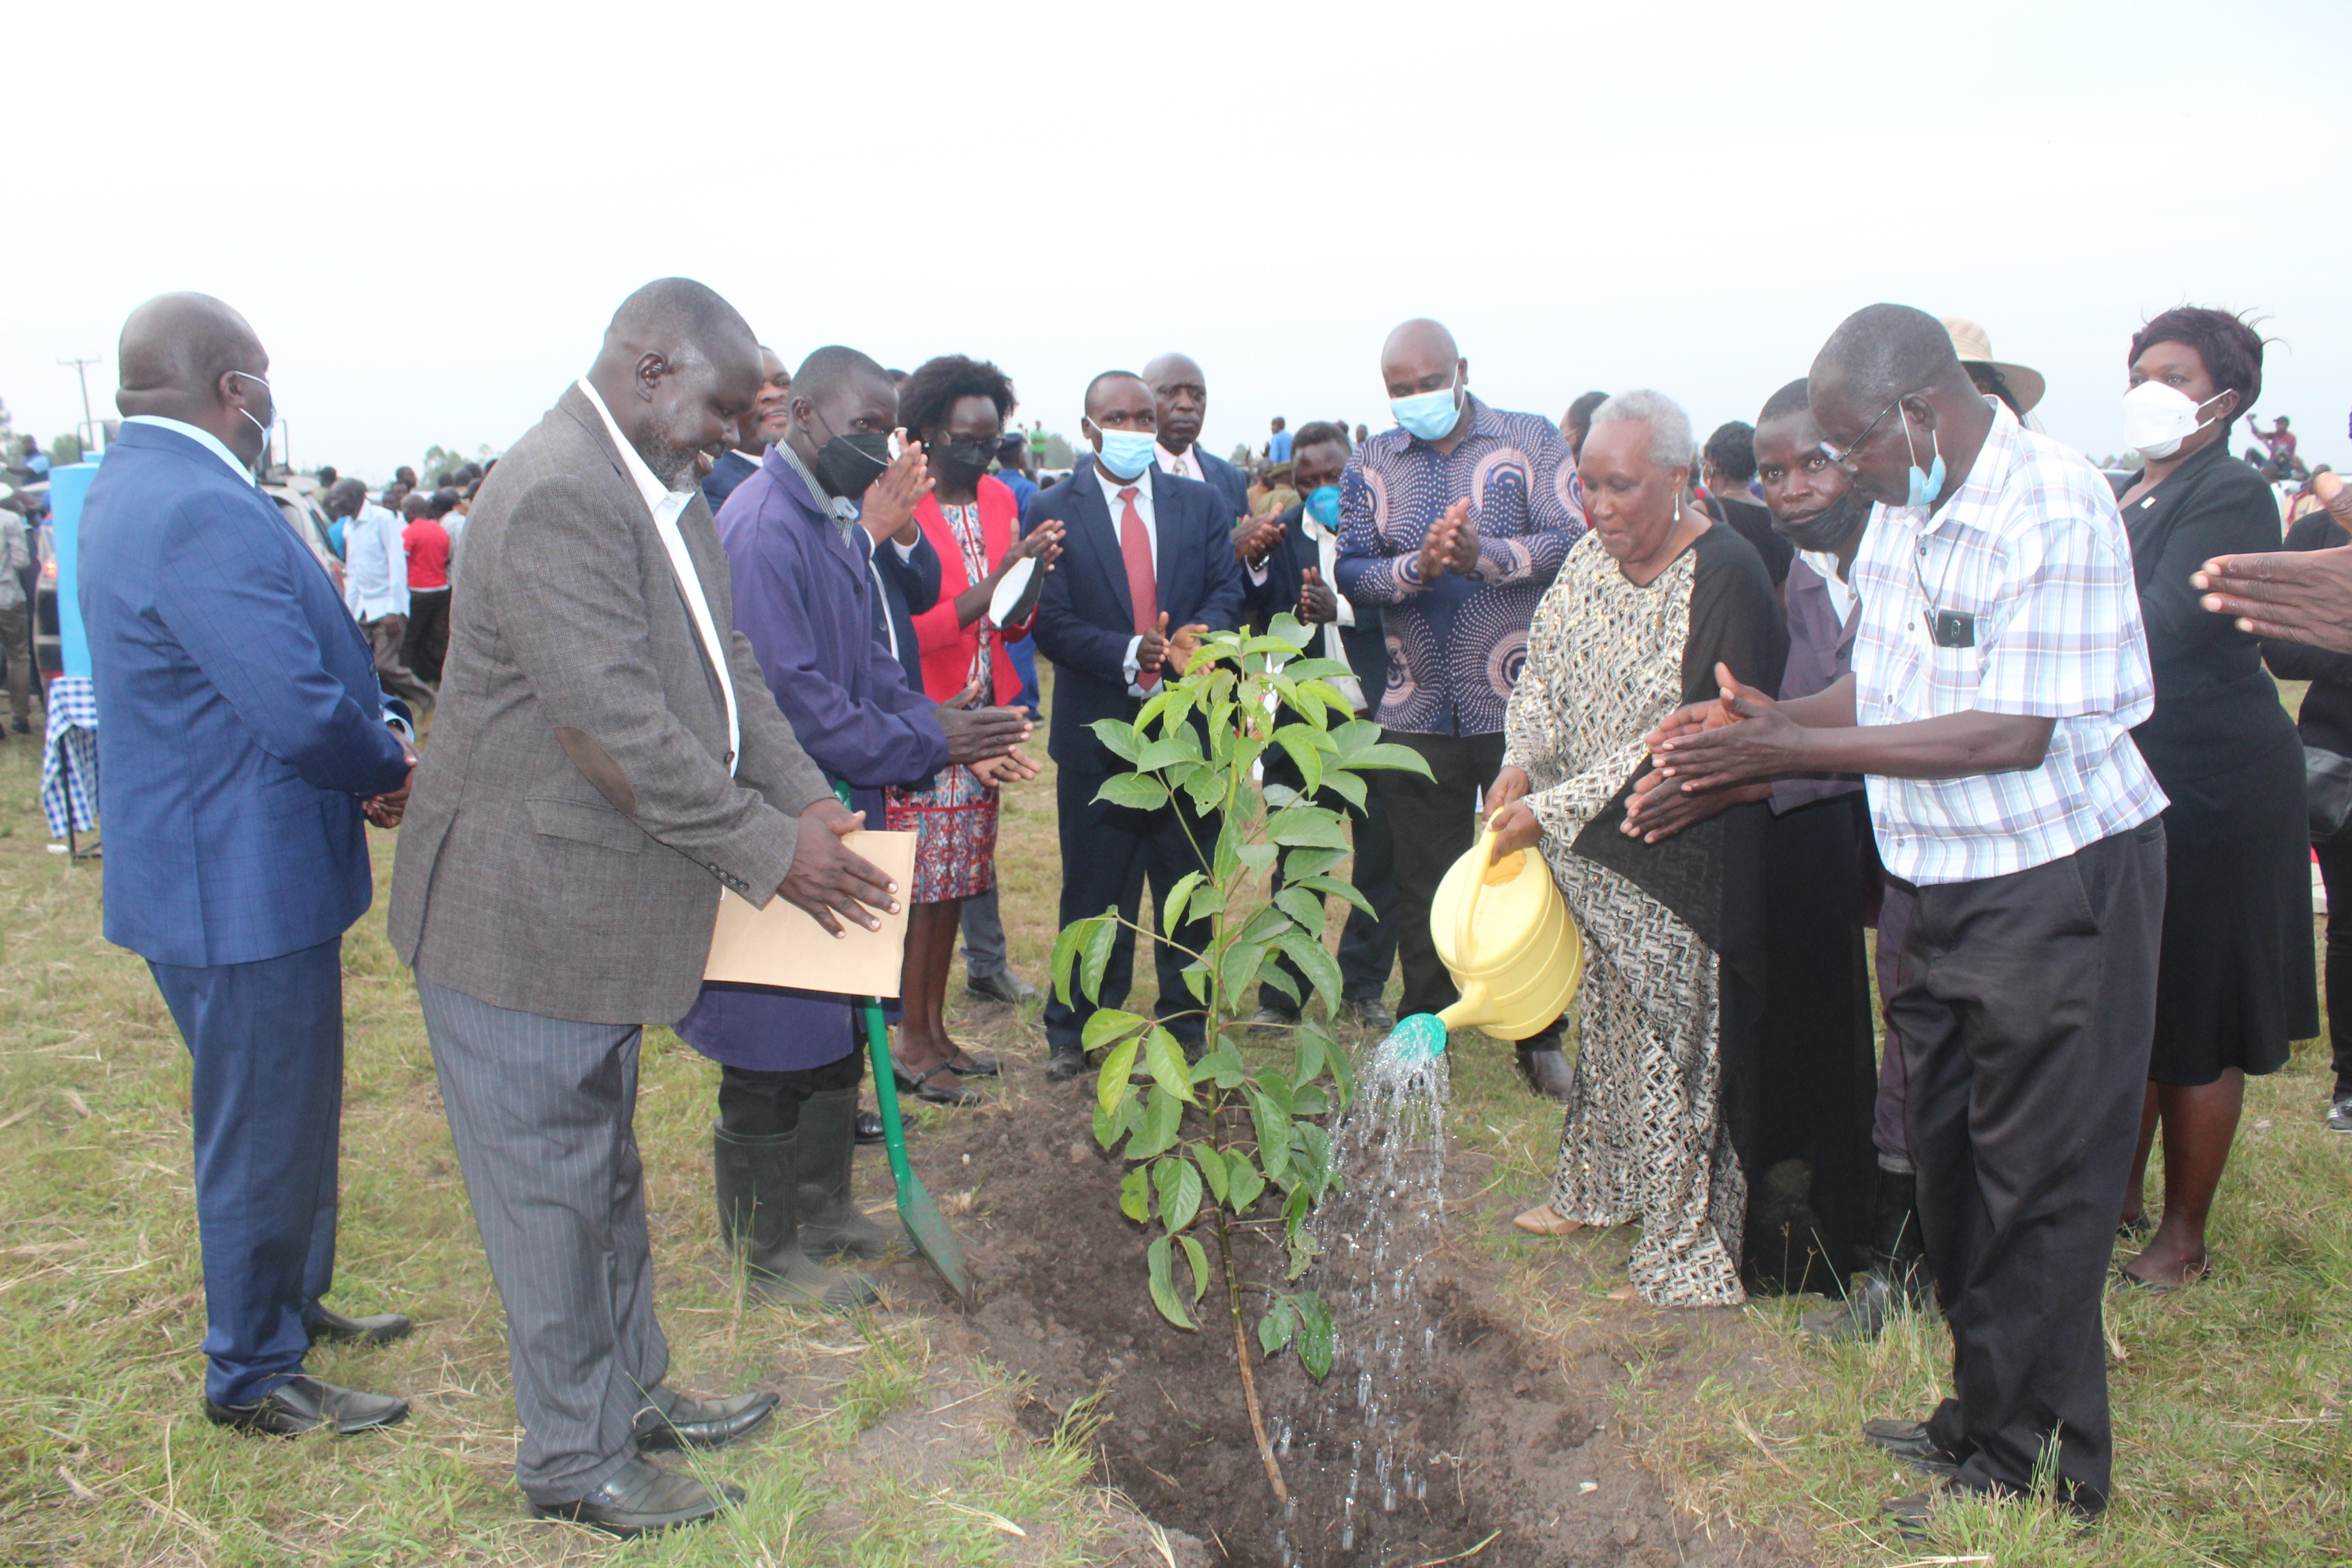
[877,1068,1803,1567]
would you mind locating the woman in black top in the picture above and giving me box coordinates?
[2114,308,2318,1288]
[2264,476,2352,1136]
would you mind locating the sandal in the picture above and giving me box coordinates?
[1512,1203,1586,1237]
[2117,1213,2154,1242]
[891,1053,979,1107]
[945,1048,1000,1078]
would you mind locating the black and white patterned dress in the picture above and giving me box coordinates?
[1502,524,1786,1307]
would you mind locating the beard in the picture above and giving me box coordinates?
[1773,491,1868,555]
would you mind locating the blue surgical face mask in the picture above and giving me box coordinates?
[1900,405,1945,508]
[1306,484,1341,528]
[1094,425,1157,482]
[1390,380,1464,442]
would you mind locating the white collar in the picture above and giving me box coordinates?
[122,415,256,486]
[575,378,692,517]
[1156,440,1200,474]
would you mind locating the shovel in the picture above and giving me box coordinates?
[835,783,976,1304]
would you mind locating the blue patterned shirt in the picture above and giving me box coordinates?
[1335,395,1585,736]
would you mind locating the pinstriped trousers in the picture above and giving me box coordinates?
[417,977,669,1503]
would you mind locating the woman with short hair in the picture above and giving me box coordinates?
[1488,389,1787,1307]
[2112,306,2317,1287]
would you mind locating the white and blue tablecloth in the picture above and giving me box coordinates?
[40,676,98,838]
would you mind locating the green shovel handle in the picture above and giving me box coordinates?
[832,781,917,1192]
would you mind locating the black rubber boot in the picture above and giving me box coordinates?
[1801,1169,1938,1342]
[712,1124,877,1311]
[793,1088,896,1262]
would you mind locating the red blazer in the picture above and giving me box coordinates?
[911,475,1031,705]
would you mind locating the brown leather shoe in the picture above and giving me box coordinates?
[1516,1045,1574,1100]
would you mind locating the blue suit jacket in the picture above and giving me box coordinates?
[701,448,762,514]
[1191,447,1252,527]
[1030,463,1246,769]
[78,423,410,967]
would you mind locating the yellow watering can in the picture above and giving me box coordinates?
[1427,828,1584,1040]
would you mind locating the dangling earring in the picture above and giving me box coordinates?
[1673,489,1682,522]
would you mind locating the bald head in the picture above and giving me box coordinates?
[585,277,763,488]
[1379,317,1469,444]
[323,476,369,519]
[116,292,272,464]
[1382,317,1458,370]
[1809,304,1968,413]
[1143,352,1207,455]
[1809,304,1992,511]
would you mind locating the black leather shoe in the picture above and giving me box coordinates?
[966,968,1041,1004]
[1043,1047,1088,1082]
[532,1457,743,1537]
[204,1375,410,1437]
[1516,1045,1574,1101]
[854,1109,906,1146]
[307,1306,414,1346]
[1861,1418,1963,1478]
[634,1389,779,1452]
[1343,997,1396,1032]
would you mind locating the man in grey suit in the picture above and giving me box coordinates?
[389,278,898,1537]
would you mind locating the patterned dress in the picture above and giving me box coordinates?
[1502,527,1784,1307]
[885,502,1000,903]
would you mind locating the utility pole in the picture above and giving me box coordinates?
[58,356,100,453]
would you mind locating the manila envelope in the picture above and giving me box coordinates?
[702,830,917,1000]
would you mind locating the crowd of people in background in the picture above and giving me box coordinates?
[29,278,2352,1542]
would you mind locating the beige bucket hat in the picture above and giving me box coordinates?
[1943,318,2046,414]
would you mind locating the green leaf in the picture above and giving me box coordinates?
[1160,870,1203,933]
[1179,1233,1211,1303]
[1158,681,1200,732]
[1267,807,1350,849]
[1144,1026,1196,1104]
[1183,884,1227,921]
[1273,725,1325,796]
[1318,768,1369,810]
[1094,1089,1136,1149]
[1096,1036,1141,1119]
[1239,906,1294,947]
[1294,1291,1335,1377]
[1292,1083,1330,1116]
[1292,1122,1334,1198]
[1258,1296,1298,1356]
[1226,1151,1267,1211]
[1082,1008,1147,1051]
[1183,763,1226,815]
[1279,657,1354,683]
[1146,1235,1196,1330]
[1292,1031,1327,1089]
[1297,872,1376,917]
[1322,1024,1355,1108]
[1330,717,1383,755]
[1220,940,1267,1002]
[1237,840,1278,875]
[1180,959,1213,1004]
[1049,920,1084,1006]
[1191,1142,1229,1204]
[1197,1041,1248,1089]
[1281,846,1350,881]
[1079,911,1120,1003]
[1245,632,1306,657]
[1134,734,1200,772]
[1128,1085,1184,1160]
[1096,772,1171,811]
[1277,930,1345,1013]
[1250,1083,1291,1181]
[1344,741,1435,776]
[1154,1156,1204,1233]
[1264,612,1309,651]
[1119,1166,1149,1223]
[1088,717,1142,764]
[1132,687,1173,732]
[1273,884,1326,937]
[1256,962,1301,1007]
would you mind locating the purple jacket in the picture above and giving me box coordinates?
[676,448,949,1071]
[1769,554,1865,815]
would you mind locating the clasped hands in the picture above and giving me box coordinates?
[362,733,421,829]
[1412,499,1482,584]
[1480,663,1794,854]
[1139,610,1211,680]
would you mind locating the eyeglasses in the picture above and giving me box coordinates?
[1817,391,1911,470]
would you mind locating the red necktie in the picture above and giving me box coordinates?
[1118,485,1160,689]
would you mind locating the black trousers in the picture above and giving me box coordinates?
[1896,820,2166,1515]
[1043,762,1217,1054]
[402,588,451,687]
[717,1039,864,1137]
[1372,730,1501,1019]
[1258,749,1400,1015]
[2313,834,2352,1098]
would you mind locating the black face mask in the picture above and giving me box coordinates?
[812,428,893,499]
[1772,490,1868,554]
[930,438,996,487]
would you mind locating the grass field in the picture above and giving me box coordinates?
[0,677,2347,1565]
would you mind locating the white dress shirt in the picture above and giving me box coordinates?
[1797,547,1855,624]
[1098,466,1160,692]
[1155,441,1205,484]
[342,502,409,621]
[576,378,741,772]
[121,415,256,485]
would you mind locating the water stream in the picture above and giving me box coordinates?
[1275,1017,1452,1567]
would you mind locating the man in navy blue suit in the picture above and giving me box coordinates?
[698,345,791,514]
[78,293,419,1437]
[1030,370,1247,1080]
[1142,351,1252,526]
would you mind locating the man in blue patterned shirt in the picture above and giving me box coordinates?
[1335,317,1585,1095]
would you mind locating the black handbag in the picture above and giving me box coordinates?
[2308,745,2352,845]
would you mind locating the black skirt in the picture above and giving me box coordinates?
[2146,732,2319,1086]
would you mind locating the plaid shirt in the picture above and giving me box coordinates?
[1852,402,2165,885]
[1334,395,1584,736]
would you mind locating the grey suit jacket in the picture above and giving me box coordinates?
[389,383,834,1026]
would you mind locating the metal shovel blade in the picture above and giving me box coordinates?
[856,994,975,1304]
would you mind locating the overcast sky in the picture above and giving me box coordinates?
[7,0,2345,481]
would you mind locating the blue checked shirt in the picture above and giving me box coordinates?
[1335,395,1584,736]
[1852,402,2166,885]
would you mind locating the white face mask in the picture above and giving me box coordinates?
[2123,379,2227,461]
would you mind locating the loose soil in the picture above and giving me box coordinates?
[860,1032,1812,1568]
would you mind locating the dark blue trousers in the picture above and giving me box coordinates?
[1045,762,1217,1054]
[148,936,344,1406]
